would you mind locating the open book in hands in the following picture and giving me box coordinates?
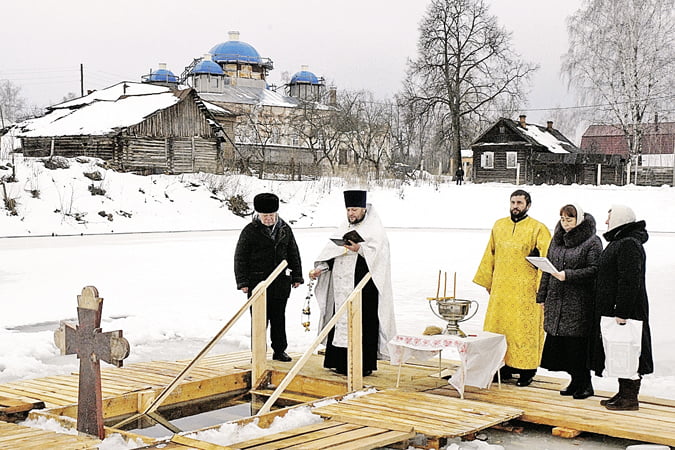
[330,230,364,246]
[525,256,559,274]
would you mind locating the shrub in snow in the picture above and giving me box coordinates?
[3,196,18,216]
[83,170,103,181]
[226,194,250,217]
[43,156,70,170]
[88,184,106,196]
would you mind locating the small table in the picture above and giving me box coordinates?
[387,331,506,398]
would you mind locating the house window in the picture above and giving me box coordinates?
[481,152,494,169]
[506,152,518,169]
[499,126,505,134]
[271,129,280,144]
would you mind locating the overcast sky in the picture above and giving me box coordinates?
[1,0,582,124]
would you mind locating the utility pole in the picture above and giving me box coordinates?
[80,63,84,97]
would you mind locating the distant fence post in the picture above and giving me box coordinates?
[515,163,521,185]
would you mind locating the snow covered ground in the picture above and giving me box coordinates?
[1,155,674,449]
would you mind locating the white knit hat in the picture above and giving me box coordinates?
[607,205,636,231]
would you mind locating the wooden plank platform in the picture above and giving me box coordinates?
[0,351,257,410]
[1,351,674,448]
[224,418,416,450]
[0,421,100,449]
[312,389,522,444]
[427,375,675,447]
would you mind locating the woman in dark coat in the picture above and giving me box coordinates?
[589,205,652,411]
[234,193,304,362]
[537,204,602,399]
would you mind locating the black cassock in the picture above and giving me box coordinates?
[323,254,380,375]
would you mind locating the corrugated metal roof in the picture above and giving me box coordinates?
[199,86,302,108]
[583,122,675,137]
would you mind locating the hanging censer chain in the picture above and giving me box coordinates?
[301,279,314,332]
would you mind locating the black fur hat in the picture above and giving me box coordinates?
[253,193,279,213]
[344,190,367,208]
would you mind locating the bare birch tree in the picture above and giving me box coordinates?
[235,105,286,179]
[0,80,26,123]
[289,101,343,174]
[339,90,392,180]
[403,0,537,173]
[562,0,675,158]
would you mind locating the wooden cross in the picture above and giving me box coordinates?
[53,286,130,439]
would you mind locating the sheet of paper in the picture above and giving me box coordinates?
[525,256,559,274]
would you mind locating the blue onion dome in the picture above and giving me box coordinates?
[210,31,262,65]
[290,65,320,85]
[147,63,178,83]
[192,54,224,75]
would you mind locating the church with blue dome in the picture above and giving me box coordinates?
[143,31,329,103]
[288,65,325,102]
[140,30,337,176]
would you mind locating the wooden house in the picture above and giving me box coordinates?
[14,82,236,175]
[580,121,675,186]
[471,116,625,185]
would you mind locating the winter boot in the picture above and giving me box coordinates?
[572,373,594,400]
[605,378,641,411]
[560,375,578,396]
[493,365,515,382]
[600,378,625,406]
[516,369,536,387]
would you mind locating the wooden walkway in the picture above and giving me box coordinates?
[310,389,522,449]
[224,417,416,450]
[0,351,254,410]
[428,375,675,447]
[0,352,674,448]
[0,421,100,449]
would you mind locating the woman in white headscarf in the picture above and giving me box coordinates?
[589,205,652,411]
[536,204,602,399]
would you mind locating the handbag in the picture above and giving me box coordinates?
[600,316,642,379]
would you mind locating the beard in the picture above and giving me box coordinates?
[349,214,365,224]
[510,208,529,222]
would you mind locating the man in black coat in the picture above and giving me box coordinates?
[590,205,653,411]
[455,167,465,185]
[234,193,304,362]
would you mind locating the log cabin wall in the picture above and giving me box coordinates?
[114,137,221,175]
[472,145,530,184]
[126,96,216,138]
[21,93,229,175]
[635,167,673,186]
[21,136,115,160]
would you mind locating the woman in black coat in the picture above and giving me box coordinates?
[537,204,602,399]
[589,205,652,411]
[234,193,304,362]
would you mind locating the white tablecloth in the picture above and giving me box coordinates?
[387,331,506,397]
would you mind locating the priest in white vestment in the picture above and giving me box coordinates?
[309,190,396,376]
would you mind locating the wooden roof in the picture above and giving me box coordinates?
[471,117,579,154]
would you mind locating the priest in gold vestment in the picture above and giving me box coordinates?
[473,190,551,387]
